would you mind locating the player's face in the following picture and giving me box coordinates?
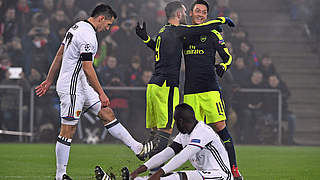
[190,4,208,25]
[97,16,115,32]
[178,5,187,25]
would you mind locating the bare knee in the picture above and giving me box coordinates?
[98,107,116,125]
[211,120,226,132]
[59,124,77,139]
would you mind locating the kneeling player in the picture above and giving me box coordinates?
[95,103,233,180]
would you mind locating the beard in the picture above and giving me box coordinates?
[179,15,187,25]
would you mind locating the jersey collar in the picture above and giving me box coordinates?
[83,20,97,32]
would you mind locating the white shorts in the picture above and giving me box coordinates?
[58,87,101,125]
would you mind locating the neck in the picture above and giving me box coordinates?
[87,17,98,29]
[168,18,179,26]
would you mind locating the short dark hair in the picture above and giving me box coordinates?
[165,1,184,19]
[91,4,117,19]
[191,0,209,12]
[174,103,196,123]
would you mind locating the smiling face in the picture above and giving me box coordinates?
[190,4,208,25]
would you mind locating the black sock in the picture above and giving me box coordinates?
[217,127,237,168]
[149,131,170,173]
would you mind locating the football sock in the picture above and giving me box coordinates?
[149,131,171,174]
[105,119,142,154]
[56,136,72,180]
[217,127,237,168]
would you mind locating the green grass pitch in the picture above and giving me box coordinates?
[0,144,319,180]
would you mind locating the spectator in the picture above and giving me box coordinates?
[125,55,143,86]
[238,70,265,143]
[0,35,6,55]
[0,61,30,136]
[257,54,278,81]
[97,55,124,86]
[230,56,251,87]
[235,40,259,69]
[16,0,31,36]
[6,36,24,68]
[263,74,296,145]
[107,74,130,127]
[0,55,11,82]
[112,14,143,65]
[42,0,55,17]
[1,7,19,43]
[59,0,81,21]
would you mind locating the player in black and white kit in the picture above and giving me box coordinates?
[35,4,154,180]
[95,103,233,180]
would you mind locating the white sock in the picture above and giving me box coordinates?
[105,119,142,154]
[56,136,72,180]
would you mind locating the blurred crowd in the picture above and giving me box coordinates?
[287,0,320,54]
[0,0,296,144]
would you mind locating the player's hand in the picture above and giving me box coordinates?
[99,93,110,107]
[130,170,139,179]
[35,80,52,97]
[136,22,148,41]
[216,17,235,27]
[215,64,226,78]
[225,17,235,27]
[148,169,164,180]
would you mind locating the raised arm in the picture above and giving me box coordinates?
[136,22,156,51]
[176,17,234,37]
[35,45,64,97]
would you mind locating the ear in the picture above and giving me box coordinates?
[99,15,105,22]
[176,11,181,19]
[189,10,193,17]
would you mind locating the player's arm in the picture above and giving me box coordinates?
[176,17,234,37]
[136,22,156,50]
[150,144,202,178]
[212,29,232,78]
[130,141,183,179]
[82,58,110,107]
[35,45,64,97]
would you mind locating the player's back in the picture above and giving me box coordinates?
[149,24,183,87]
[56,20,98,94]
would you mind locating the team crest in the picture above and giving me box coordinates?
[76,110,82,117]
[84,44,91,52]
[200,35,207,42]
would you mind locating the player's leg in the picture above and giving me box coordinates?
[183,93,204,122]
[147,84,179,172]
[83,87,149,159]
[55,92,84,180]
[201,91,243,180]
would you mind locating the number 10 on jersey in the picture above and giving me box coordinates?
[155,36,161,61]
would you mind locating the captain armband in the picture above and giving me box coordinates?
[79,52,93,61]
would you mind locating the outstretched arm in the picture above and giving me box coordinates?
[176,17,234,37]
[130,147,176,179]
[149,145,202,179]
[35,45,64,97]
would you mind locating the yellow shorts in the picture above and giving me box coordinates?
[184,91,226,124]
[146,82,179,129]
